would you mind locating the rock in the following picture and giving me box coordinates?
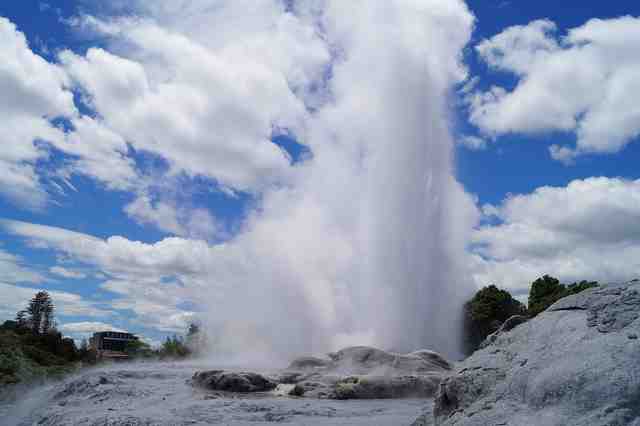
[478,314,529,350]
[287,356,331,370]
[281,346,453,400]
[417,281,640,426]
[332,375,440,399]
[326,346,452,375]
[192,370,277,393]
[288,384,305,397]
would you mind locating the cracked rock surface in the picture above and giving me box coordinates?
[413,280,640,426]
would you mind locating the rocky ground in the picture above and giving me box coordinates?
[0,345,449,426]
[3,281,639,425]
[414,280,640,426]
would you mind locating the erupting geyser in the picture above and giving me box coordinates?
[188,0,479,361]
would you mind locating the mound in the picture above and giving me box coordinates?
[413,281,640,426]
[284,346,452,399]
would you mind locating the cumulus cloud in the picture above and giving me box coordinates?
[469,16,640,160]
[0,17,75,208]
[0,17,141,209]
[124,193,221,241]
[471,177,640,293]
[59,8,325,193]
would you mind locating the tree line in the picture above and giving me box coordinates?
[462,275,598,356]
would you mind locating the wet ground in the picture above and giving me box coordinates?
[0,362,430,425]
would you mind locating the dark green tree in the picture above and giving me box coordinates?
[463,285,526,356]
[528,275,565,316]
[41,299,55,335]
[528,276,598,316]
[161,335,190,358]
[15,310,28,330]
[566,280,598,296]
[124,339,154,358]
[27,291,46,334]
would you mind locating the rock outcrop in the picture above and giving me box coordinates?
[282,346,452,399]
[192,370,277,393]
[413,281,640,426]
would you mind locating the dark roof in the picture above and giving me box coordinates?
[92,331,138,339]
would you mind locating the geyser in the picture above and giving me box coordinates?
[168,0,480,361]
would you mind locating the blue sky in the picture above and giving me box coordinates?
[1,0,639,347]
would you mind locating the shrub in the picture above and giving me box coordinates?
[463,285,526,356]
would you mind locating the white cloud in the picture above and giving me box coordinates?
[0,249,44,283]
[471,177,640,293]
[59,9,325,193]
[0,17,75,209]
[0,17,141,209]
[0,282,111,320]
[58,321,125,334]
[459,135,487,150]
[49,266,87,279]
[124,193,220,240]
[469,16,640,159]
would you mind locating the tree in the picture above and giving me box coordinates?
[528,276,598,317]
[160,335,190,358]
[27,291,46,334]
[528,275,565,317]
[124,339,153,358]
[463,285,526,356]
[26,291,56,335]
[15,310,28,330]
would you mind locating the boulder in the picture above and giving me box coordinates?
[281,346,452,399]
[326,346,452,375]
[192,370,277,393]
[414,281,640,426]
[288,384,305,397]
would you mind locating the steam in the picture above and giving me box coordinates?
[0,0,480,363]
[185,0,479,361]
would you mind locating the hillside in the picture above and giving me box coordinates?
[0,326,80,388]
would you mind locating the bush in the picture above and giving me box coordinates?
[528,275,598,317]
[160,335,190,359]
[463,285,526,356]
[124,340,155,359]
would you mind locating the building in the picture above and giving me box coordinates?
[89,331,138,360]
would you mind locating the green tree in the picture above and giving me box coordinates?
[161,335,190,358]
[528,275,565,316]
[463,285,526,356]
[26,291,56,335]
[124,339,154,358]
[15,310,28,330]
[527,276,598,317]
